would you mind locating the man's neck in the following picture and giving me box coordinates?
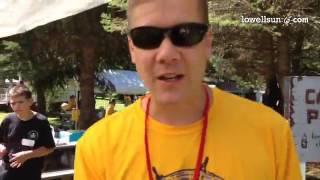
[17,110,35,121]
[143,86,212,126]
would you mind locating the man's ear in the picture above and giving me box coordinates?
[128,36,136,64]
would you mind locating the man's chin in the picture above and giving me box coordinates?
[155,93,184,105]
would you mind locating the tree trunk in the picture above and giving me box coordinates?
[78,36,98,130]
[276,34,290,81]
[291,30,305,75]
[34,84,46,115]
[273,33,290,115]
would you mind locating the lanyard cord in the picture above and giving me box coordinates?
[144,87,210,180]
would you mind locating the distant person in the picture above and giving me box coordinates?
[124,95,132,106]
[61,95,76,112]
[263,76,283,114]
[105,99,116,117]
[0,85,55,180]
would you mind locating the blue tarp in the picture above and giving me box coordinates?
[97,70,147,95]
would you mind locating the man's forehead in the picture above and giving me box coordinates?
[129,0,202,27]
[130,0,200,13]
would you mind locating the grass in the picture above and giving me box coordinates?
[48,117,61,127]
[95,98,107,110]
[0,112,7,123]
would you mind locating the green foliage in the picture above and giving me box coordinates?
[209,0,320,89]
[101,13,127,33]
[101,0,128,33]
[208,55,236,80]
[0,41,24,79]
[303,59,320,74]
[207,55,265,90]
[108,0,127,10]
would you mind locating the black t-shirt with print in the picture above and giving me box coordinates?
[0,113,55,180]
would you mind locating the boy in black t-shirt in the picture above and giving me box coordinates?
[0,85,55,180]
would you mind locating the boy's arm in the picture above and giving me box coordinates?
[0,144,6,159]
[9,146,54,168]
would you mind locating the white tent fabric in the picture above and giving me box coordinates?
[97,70,148,95]
[0,0,108,38]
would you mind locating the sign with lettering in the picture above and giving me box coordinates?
[284,76,320,162]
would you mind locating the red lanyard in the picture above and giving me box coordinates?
[144,88,210,180]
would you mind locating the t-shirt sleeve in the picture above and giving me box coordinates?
[74,137,103,180]
[276,120,302,180]
[38,120,56,149]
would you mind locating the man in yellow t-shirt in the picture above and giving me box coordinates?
[74,0,302,179]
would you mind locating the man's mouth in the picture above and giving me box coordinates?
[157,74,184,81]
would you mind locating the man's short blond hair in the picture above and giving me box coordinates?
[127,0,209,28]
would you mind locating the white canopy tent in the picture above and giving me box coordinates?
[0,0,108,38]
[97,70,148,95]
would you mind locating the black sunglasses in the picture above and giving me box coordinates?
[129,23,208,49]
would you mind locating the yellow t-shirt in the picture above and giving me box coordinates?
[74,88,302,180]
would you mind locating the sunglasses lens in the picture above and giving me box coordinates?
[170,23,208,47]
[130,27,164,49]
[129,23,208,49]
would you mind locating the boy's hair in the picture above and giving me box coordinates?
[127,0,209,28]
[8,85,32,99]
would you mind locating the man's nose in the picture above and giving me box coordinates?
[155,37,180,64]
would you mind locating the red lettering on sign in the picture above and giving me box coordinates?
[307,109,319,124]
[306,89,316,104]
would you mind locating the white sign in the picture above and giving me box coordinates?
[285,76,320,162]
[0,0,108,38]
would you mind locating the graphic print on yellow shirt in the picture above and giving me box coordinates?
[152,157,224,179]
